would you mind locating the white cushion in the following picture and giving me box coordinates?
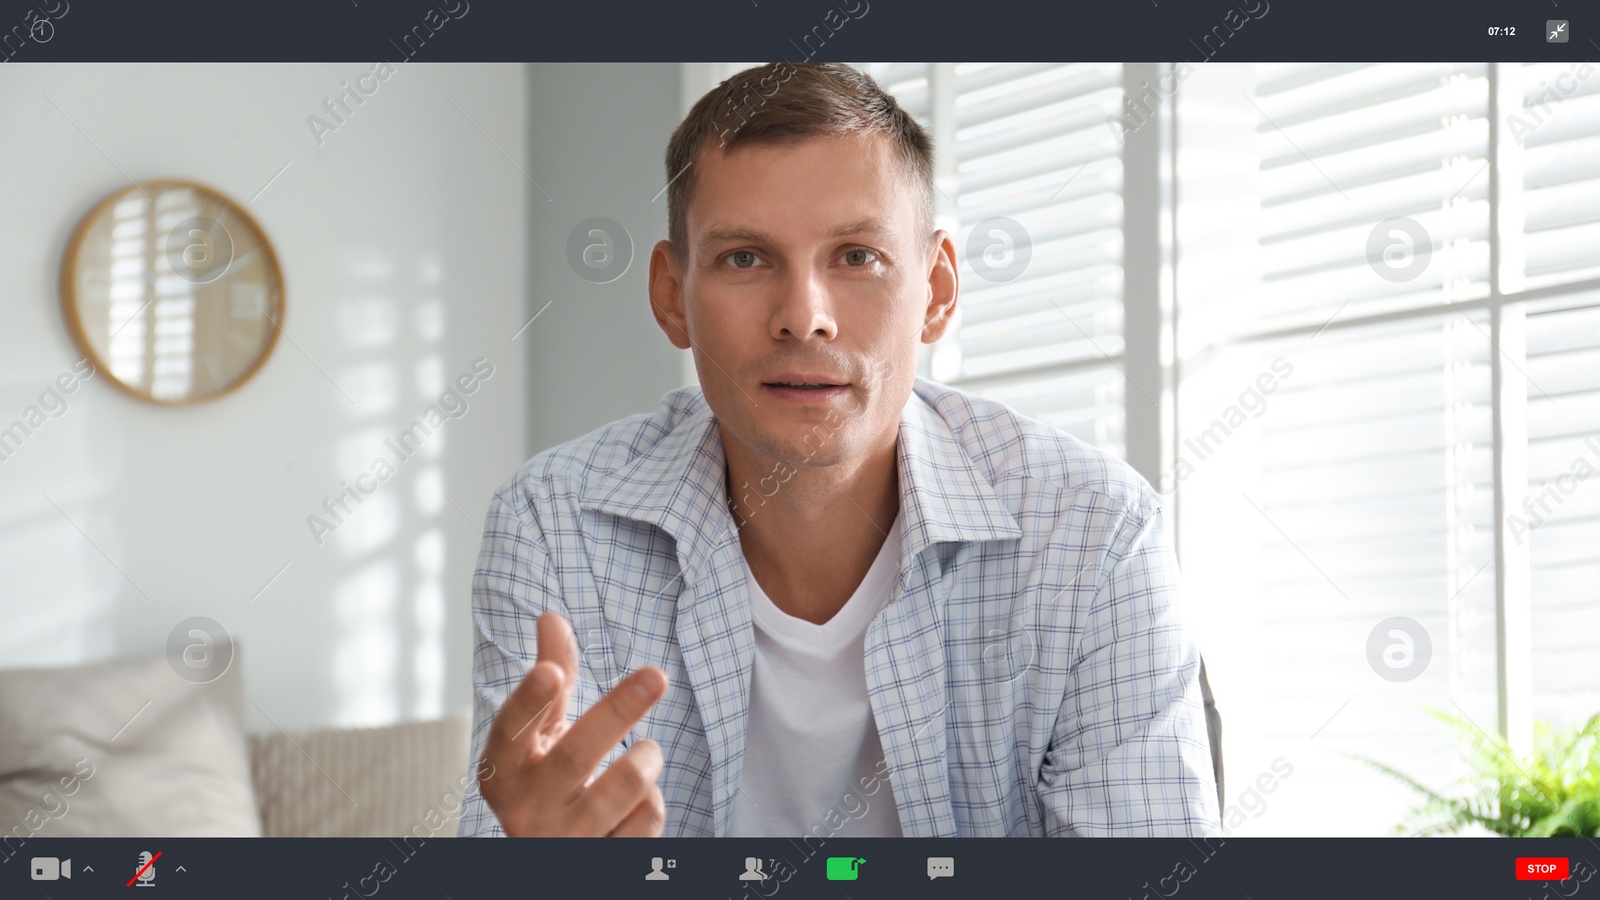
[0,650,261,843]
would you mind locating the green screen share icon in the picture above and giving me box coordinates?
[826,857,865,881]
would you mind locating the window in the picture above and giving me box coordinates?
[698,62,1600,834]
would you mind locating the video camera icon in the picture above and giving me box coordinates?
[31,857,71,881]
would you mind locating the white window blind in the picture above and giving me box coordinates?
[1514,63,1600,291]
[1512,58,1600,731]
[1524,297,1600,724]
[1182,62,1600,835]
[873,62,1128,456]
[1224,65,1499,836]
[1214,315,1500,836]
[1251,63,1491,333]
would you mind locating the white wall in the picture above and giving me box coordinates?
[0,63,527,733]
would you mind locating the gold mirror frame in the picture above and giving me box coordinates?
[60,179,286,406]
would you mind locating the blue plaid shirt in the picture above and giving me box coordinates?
[458,377,1220,837]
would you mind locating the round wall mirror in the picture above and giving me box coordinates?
[60,179,285,405]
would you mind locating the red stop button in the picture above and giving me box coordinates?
[1516,858,1569,880]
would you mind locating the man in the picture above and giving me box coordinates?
[458,62,1219,838]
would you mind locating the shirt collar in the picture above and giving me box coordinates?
[893,378,1023,564]
[578,378,1022,573]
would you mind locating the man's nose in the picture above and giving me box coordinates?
[770,267,838,341]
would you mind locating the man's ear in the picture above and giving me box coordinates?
[649,240,693,351]
[920,229,959,344]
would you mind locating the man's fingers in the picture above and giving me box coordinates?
[569,738,664,836]
[484,658,564,774]
[607,783,666,838]
[495,612,578,752]
[536,612,580,684]
[543,666,667,789]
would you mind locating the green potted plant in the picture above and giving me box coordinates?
[1356,710,1600,836]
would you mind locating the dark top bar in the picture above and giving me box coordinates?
[0,0,1592,63]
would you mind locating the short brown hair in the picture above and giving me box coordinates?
[664,62,936,266]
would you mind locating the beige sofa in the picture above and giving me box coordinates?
[0,651,472,840]
[248,714,472,837]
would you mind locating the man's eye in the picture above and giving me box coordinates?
[842,249,877,267]
[726,251,762,269]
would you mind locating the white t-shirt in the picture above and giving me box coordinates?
[726,512,905,838]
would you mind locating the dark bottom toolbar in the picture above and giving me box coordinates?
[6,837,1597,899]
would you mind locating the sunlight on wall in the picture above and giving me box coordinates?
[414,527,446,720]
[334,558,401,725]
[323,250,457,728]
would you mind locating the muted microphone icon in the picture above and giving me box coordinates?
[135,851,156,887]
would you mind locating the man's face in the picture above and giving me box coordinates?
[649,131,957,473]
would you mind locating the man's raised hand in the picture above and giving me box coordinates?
[479,612,668,836]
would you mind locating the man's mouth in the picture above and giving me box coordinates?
[760,375,852,402]
[762,372,849,389]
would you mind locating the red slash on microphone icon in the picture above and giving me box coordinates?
[127,850,160,887]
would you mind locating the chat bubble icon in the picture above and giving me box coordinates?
[927,856,954,880]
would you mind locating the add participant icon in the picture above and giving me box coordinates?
[644,857,670,881]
